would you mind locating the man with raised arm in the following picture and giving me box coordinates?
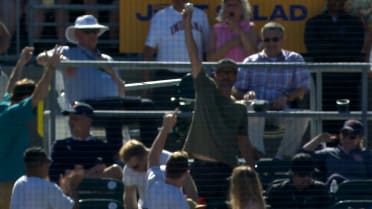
[146,111,190,209]
[0,46,62,209]
[182,6,256,209]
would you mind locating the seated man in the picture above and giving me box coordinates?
[266,153,331,209]
[49,102,122,194]
[233,21,311,159]
[303,119,372,183]
[36,14,158,147]
[146,111,190,209]
[10,146,77,209]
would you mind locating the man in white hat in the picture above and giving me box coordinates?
[36,14,158,150]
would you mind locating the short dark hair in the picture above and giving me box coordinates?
[166,151,189,179]
[24,146,50,168]
[290,152,315,174]
[11,79,35,102]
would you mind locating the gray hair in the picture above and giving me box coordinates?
[261,21,285,36]
[216,0,252,22]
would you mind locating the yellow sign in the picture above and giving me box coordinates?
[119,0,326,53]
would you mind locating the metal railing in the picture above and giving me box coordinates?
[45,61,372,149]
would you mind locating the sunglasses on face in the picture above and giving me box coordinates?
[263,37,280,43]
[80,29,100,34]
[295,172,312,177]
[341,131,358,140]
[131,164,140,170]
[216,70,237,77]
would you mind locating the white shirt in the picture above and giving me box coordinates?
[10,176,74,209]
[146,166,188,209]
[122,150,171,208]
[145,5,210,73]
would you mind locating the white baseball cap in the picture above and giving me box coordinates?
[65,14,109,44]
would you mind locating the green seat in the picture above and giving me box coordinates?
[254,158,290,190]
[332,200,372,209]
[77,178,124,203]
[334,180,372,201]
[79,199,124,209]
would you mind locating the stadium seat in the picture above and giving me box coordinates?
[333,180,372,202]
[254,158,291,190]
[332,200,372,209]
[79,198,124,209]
[77,178,124,203]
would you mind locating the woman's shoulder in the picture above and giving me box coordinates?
[245,200,264,209]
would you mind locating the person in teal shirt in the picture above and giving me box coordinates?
[0,46,62,209]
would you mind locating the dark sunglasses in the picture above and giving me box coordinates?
[263,37,280,43]
[341,130,358,140]
[295,172,312,177]
[80,29,100,34]
[216,70,237,76]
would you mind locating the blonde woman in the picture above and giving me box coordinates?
[207,0,258,62]
[229,165,266,209]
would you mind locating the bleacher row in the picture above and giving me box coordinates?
[2,2,372,209]
[73,158,372,209]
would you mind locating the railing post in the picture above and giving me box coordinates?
[361,65,369,147]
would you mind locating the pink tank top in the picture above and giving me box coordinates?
[214,20,253,62]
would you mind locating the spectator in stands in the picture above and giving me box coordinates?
[207,0,258,62]
[305,0,364,62]
[119,139,198,209]
[266,153,331,209]
[304,0,365,131]
[228,165,266,209]
[0,20,10,53]
[36,14,158,147]
[183,8,256,209]
[10,147,77,209]
[49,101,123,188]
[55,0,98,43]
[303,119,372,183]
[143,0,210,109]
[146,111,190,209]
[0,46,61,209]
[233,21,311,160]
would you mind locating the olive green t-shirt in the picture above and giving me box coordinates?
[183,70,248,167]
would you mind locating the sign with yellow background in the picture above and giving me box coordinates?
[120,0,326,54]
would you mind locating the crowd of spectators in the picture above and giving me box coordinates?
[1,0,372,209]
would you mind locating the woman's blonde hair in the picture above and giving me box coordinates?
[119,139,148,163]
[229,165,266,209]
[216,0,252,22]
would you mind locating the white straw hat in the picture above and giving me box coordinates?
[65,14,109,44]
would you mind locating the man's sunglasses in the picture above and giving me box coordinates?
[341,130,358,140]
[263,37,280,43]
[216,70,237,76]
[80,29,100,34]
[295,172,312,177]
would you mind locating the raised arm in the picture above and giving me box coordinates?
[302,133,334,152]
[31,46,63,107]
[6,47,34,93]
[148,111,177,167]
[0,21,10,53]
[183,9,202,78]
